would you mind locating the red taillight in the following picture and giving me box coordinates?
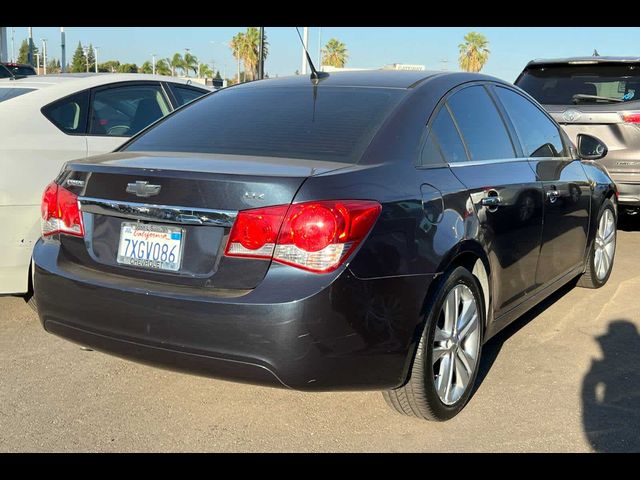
[40,182,84,238]
[621,112,640,124]
[225,200,381,273]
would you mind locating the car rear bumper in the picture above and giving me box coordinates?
[33,239,434,391]
[612,179,640,206]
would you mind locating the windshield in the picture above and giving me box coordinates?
[124,85,406,163]
[0,87,36,103]
[516,64,640,105]
[4,65,37,76]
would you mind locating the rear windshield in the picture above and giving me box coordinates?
[0,87,35,103]
[516,64,640,105]
[4,65,36,76]
[124,85,406,163]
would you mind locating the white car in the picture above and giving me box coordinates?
[0,73,211,300]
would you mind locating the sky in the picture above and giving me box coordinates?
[8,27,640,81]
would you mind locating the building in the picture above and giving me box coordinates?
[0,27,8,62]
[382,63,426,71]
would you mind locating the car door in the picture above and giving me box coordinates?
[437,84,545,318]
[85,82,173,156]
[493,85,591,286]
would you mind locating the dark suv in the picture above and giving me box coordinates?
[1,62,37,78]
[516,57,640,214]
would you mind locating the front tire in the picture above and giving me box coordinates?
[383,266,484,421]
[578,198,617,289]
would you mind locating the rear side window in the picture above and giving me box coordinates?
[447,86,516,162]
[89,84,172,137]
[4,64,36,76]
[42,90,89,134]
[494,86,566,158]
[421,107,468,165]
[124,86,405,164]
[0,87,35,102]
[172,85,208,106]
[516,64,640,105]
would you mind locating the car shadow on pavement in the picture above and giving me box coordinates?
[581,319,640,452]
[617,214,640,232]
[473,279,577,395]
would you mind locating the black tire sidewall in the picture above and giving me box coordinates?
[420,266,485,420]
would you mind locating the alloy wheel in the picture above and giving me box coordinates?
[594,208,616,281]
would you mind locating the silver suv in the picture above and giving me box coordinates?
[516,56,640,214]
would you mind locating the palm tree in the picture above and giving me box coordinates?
[230,33,245,83]
[139,61,153,74]
[458,32,490,73]
[322,38,348,69]
[183,52,198,77]
[155,59,171,76]
[200,64,213,78]
[169,53,185,76]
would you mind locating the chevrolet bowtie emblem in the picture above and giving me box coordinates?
[126,181,161,198]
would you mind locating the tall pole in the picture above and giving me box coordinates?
[42,39,47,74]
[152,54,156,74]
[60,27,66,73]
[11,27,15,63]
[27,27,34,66]
[301,27,309,75]
[34,53,40,73]
[258,27,265,80]
[94,46,99,73]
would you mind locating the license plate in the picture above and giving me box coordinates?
[116,222,184,272]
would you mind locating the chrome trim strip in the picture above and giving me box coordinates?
[78,197,237,227]
[447,156,575,168]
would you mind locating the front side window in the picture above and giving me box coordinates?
[89,84,171,137]
[494,86,566,158]
[42,90,89,134]
[447,85,516,162]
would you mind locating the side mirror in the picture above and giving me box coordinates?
[577,134,608,160]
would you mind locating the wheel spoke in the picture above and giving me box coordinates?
[432,346,448,365]
[457,298,477,336]
[436,353,453,401]
[443,289,458,334]
[434,326,449,343]
[457,347,474,377]
[454,353,471,391]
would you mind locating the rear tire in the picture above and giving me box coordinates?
[578,198,617,289]
[383,266,484,421]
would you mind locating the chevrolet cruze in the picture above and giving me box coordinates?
[33,70,617,421]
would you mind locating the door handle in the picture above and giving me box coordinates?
[481,196,503,207]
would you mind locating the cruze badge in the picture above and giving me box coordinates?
[126,181,162,198]
[244,192,265,200]
[562,109,581,122]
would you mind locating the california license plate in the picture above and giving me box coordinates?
[116,222,184,272]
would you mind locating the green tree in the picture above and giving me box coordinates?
[117,63,138,73]
[230,33,245,82]
[169,53,184,76]
[155,59,171,76]
[86,44,96,72]
[199,64,213,78]
[458,32,490,73]
[140,60,154,74]
[229,28,269,82]
[322,38,348,68]
[98,60,120,73]
[17,39,39,65]
[46,58,61,73]
[215,70,222,80]
[183,52,198,77]
[70,42,87,73]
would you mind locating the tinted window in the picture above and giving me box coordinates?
[172,85,208,106]
[0,65,12,78]
[125,86,405,164]
[495,87,566,158]
[89,84,171,137]
[42,90,89,134]
[516,64,640,105]
[447,86,515,161]
[0,87,35,103]
[422,107,468,165]
[4,64,37,76]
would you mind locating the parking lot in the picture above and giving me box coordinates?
[1,218,639,452]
